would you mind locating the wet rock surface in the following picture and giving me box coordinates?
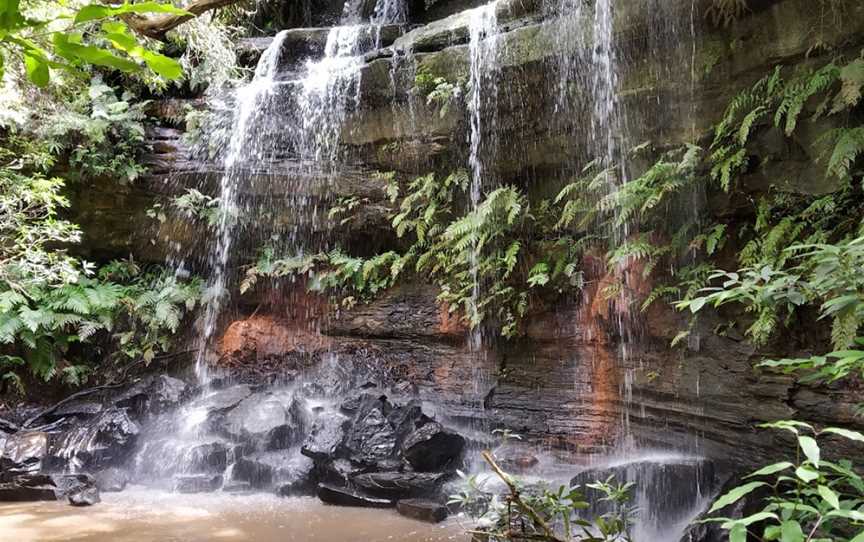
[0,369,468,510]
[396,499,449,523]
[317,483,395,508]
[95,467,129,492]
[173,474,224,493]
[401,422,465,472]
[0,431,48,479]
[352,471,450,499]
[0,473,58,502]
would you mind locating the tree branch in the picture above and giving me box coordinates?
[481,450,567,542]
[119,0,245,40]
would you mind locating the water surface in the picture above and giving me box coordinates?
[0,489,466,542]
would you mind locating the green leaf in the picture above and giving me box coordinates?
[821,427,864,443]
[100,22,183,79]
[795,465,819,482]
[74,2,190,24]
[722,511,778,528]
[780,520,804,542]
[798,435,820,466]
[709,481,766,513]
[139,49,182,79]
[690,296,707,313]
[730,523,747,542]
[758,420,813,434]
[747,462,794,478]
[23,52,48,87]
[817,485,840,510]
[53,33,140,73]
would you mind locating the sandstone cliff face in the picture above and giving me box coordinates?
[70,0,864,468]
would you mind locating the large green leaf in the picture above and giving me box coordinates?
[100,21,182,79]
[780,520,804,542]
[709,481,767,513]
[729,523,747,542]
[821,427,864,443]
[798,435,820,466]
[747,462,794,478]
[817,485,840,510]
[0,0,25,30]
[53,33,139,73]
[74,1,190,24]
[23,52,48,87]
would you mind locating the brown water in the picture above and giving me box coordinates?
[0,490,468,542]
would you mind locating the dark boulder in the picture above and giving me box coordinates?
[95,467,129,492]
[48,408,139,470]
[342,395,399,465]
[193,385,253,413]
[401,422,465,472]
[114,375,189,418]
[301,411,347,462]
[1,431,48,479]
[339,394,365,415]
[54,474,101,506]
[317,483,395,508]
[0,417,18,433]
[396,499,449,523]
[0,473,57,501]
[228,451,313,491]
[316,458,365,486]
[187,442,229,473]
[173,474,223,493]
[387,400,429,444]
[68,485,101,506]
[222,480,254,494]
[221,392,305,450]
[51,473,96,496]
[352,471,450,499]
[51,400,103,420]
[229,456,273,488]
[391,381,419,397]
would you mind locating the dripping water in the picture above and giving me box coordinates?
[196,31,291,383]
[465,2,500,408]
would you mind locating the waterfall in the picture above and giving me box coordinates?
[196,31,290,382]
[463,1,500,410]
[466,1,500,211]
[194,0,407,381]
[465,0,500,352]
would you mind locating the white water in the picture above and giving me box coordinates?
[196,31,291,382]
[464,2,500,407]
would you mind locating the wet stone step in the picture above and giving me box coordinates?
[173,474,223,494]
[396,499,449,523]
[316,483,395,508]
